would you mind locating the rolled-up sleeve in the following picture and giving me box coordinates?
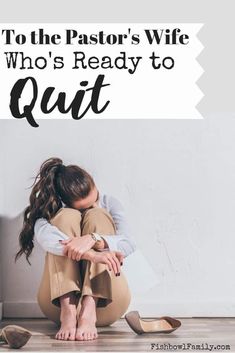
[101,196,137,257]
[34,218,70,256]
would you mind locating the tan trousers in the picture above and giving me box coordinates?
[37,207,131,327]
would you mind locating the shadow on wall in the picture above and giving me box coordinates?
[0,212,45,318]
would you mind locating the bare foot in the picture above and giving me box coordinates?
[55,293,78,341]
[75,295,98,341]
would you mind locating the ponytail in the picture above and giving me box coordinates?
[15,158,63,264]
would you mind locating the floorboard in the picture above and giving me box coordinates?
[0,318,235,351]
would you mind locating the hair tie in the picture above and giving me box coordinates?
[56,164,65,173]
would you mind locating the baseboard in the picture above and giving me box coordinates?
[3,299,235,318]
[0,302,2,320]
[3,301,45,318]
[128,298,235,317]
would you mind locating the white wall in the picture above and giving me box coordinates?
[1,115,235,317]
[0,125,4,320]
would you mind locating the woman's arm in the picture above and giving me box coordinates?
[34,196,137,258]
[34,218,70,256]
[99,196,137,257]
[35,219,124,275]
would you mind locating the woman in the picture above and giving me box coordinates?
[15,157,136,341]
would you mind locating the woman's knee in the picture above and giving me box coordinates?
[83,207,108,219]
[52,208,82,223]
[82,208,114,229]
[50,208,82,237]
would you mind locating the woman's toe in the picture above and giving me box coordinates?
[69,331,75,341]
[64,331,69,340]
[55,331,61,340]
[75,332,83,341]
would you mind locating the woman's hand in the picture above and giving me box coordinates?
[87,249,124,276]
[60,234,95,261]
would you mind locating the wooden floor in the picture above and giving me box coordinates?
[0,318,235,352]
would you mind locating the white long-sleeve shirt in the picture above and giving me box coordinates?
[34,193,136,258]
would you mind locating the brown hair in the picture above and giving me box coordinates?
[15,157,95,264]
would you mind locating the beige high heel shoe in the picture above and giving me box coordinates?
[125,311,181,335]
[0,325,32,349]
